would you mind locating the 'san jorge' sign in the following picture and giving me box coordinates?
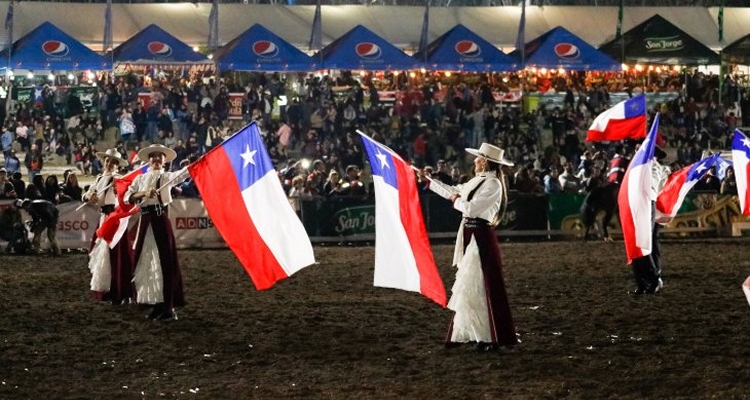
[643,36,684,52]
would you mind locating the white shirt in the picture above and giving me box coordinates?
[125,168,189,207]
[83,171,120,206]
[452,172,502,222]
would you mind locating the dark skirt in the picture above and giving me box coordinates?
[446,223,518,347]
[133,211,185,309]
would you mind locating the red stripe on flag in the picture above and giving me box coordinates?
[189,147,287,290]
[395,159,446,307]
[617,173,644,264]
[587,115,647,142]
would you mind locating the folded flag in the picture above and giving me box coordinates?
[358,131,446,307]
[96,163,149,248]
[655,154,719,224]
[188,122,315,290]
[715,155,733,181]
[587,94,647,142]
[618,113,659,264]
[732,129,750,215]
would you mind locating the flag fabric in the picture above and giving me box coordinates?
[715,155,733,181]
[587,94,647,142]
[417,0,430,56]
[208,0,219,52]
[103,0,113,53]
[731,129,750,215]
[188,123,315,290]
[358,131,446,307]
[96,164,149,248]
[742,276,750,307]
[5,0,13,47]
[618,113,660,264]
[655,154,720,224]
[515,0,526,65]
[308,0,322,52]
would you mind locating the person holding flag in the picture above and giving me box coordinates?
[83,148,134,304]
[618,114,670,295]
[125,144,189,321]
[434,142,518,353]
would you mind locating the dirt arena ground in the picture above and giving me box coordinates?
[1,239,750,399]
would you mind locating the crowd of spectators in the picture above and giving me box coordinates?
[0,66,746,211]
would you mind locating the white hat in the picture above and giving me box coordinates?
[137,144,177,163]
[95,148,126,165]
[465,143,514,166]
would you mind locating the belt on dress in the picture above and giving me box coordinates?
[140,204,166,216]
[463,217,489,227]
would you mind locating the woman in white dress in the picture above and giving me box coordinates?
[437,142,518,352]
[125,144,189,321]
[84,148,133,304]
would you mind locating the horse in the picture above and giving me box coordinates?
[580,182,620,242]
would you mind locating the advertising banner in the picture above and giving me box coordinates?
[228,93,244,120]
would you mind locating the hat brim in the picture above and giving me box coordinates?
[95,152,126,165]
[465,148,514,167]
[137,147,177,163]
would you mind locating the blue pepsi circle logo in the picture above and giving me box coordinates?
[454,40,482,58]
[253,41,280,58]
[42,41,69,57]
[554,43,580,59]
[148,42,173,57]
[355,42,382,60]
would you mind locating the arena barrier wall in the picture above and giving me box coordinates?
[0,191,747,250]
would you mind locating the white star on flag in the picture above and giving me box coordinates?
[375,149,389,169]
[695,162,708,174]
[742,136,750,149]
[241,145,257,168]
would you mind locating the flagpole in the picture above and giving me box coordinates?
[718,0,725,106]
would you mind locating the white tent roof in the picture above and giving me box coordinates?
[0,2,742,53]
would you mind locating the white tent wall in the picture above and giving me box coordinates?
[0,2,742,53]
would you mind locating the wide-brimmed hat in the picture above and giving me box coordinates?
[137,144,177,163]
[95,148,126,165]
[465,143,514,166]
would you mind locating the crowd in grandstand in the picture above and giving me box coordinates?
[0,66,746,216]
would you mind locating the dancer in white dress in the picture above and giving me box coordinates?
[432,143,518,352]
[125,144,189,321]
[84,148,133,303]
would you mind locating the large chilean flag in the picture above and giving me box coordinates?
[359,131,446,307]
[618,113,659,264]
[655,154,719,224]
[188,123,315,290]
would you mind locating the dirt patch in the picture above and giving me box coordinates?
[1,239,750,399]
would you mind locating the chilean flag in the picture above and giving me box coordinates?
[96,163,149,248]
[587,94,647,142]
[618,113,659,264]
[731,129,750,215]
[188,123,315,290]
[655,154,720,224]
[359,132,446,307]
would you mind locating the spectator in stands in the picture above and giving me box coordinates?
[543,167,563,194]
[43,175,68,204]
[9,172,24,200]
[1,125,12,161]
[340,165,366,199]
[558,163,581,194]
[15,121,30,152]
[323,169,343,198]
[24,143,44,180]
[61,172,83,203]
[0,168,16,199]
[720,166,737,196]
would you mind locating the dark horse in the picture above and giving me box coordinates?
[580,182,620,241]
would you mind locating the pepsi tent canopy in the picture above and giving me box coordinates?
[412,24,518,72]
[599,14,720,66]
[313,25,418,71]
[110,24,210,65]
[511,26,620,71]
[214,24,318,72]
[0,21,110,71]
